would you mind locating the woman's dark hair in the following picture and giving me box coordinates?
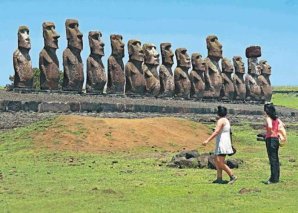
[264,103,278,120]
[217,106,227,117]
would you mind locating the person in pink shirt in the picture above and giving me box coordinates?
[263,103,285,184]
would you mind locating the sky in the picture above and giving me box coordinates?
[0,0,297,86]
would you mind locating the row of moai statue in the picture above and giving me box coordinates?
[13,19,272,101]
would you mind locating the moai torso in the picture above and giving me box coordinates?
[39,22,60,90]
[232,56,246,100]
[125,40,146,95]
[245,46,262,100]
[13,26,33,88]
[62,19,84,92]
[174,48,191,99]
[221,58,235,100]
[258,60,272,101]
[204,35,223,99]
[189,53,206,99]
[107,34,125,94]
[143,43,160,97]
[159,43,175,97]
[86,31,106,93]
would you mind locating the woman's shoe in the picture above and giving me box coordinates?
[228,176,238,184]
[263,180,278,185]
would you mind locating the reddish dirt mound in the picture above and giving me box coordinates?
[33,115,213,153]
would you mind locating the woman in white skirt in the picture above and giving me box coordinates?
[202,106,237,184]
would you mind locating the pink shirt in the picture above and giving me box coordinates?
[265,118,279,139]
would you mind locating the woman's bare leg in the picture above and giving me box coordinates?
[217,156,233,177]
[215,156,223,179]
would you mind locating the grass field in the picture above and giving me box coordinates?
[272,93,298,110]
[272,86,298,92]
[0,116,297,213]
[271,86,298,110]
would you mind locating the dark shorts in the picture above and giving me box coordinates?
[217,154,227,157]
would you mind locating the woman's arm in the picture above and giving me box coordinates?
[202,118,225,146]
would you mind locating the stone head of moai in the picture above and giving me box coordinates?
[65,19,83,50]
[191,53,206,71]
[43,22,60,49]
[233,56,245,74]
[143,43,160,65]
[128,39,144,62]
[175,48,191,69]
[160,43,174,66]
[221,58,234,73]
[259,60,271,75]
[18,26,31,50]
[89,31,104,56]
[111,34,124,58]
[247,58,261,75]
[246,46,261,75]
[206,35,222,61]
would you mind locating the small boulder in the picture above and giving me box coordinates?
[226,159,243,169]
[208,155,216,170]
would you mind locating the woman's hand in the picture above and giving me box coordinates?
[202,140,209,146]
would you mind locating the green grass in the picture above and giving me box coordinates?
[273,86,298,92]
[271,86,298,109]
[0,118,298,212]
[272,93,298,110]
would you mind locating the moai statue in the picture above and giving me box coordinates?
[142,43,160,97]
[107,34,125,94]
[39,22,60,90]
[125,39,146,95]
[258,60,272,101]
[189,53,207,100]
[62,19,84,92]
[13,26,33,88]
[232,56,246,100]
[204,35,223,99]
[245,46,262,100]
[221,58,235,100]
[86,31,106,94]
[159,43,175,97]
[174,48,191,99]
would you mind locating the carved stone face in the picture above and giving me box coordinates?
[89,31,104,56]
[248,58,261,75]
[175,48,191,68]
[111,34,124,58]
[221,58,234,73]
[143,43,159,65]
[206,35,222,60]
[191,53,206,71]
[259,60,271,75]
[18,26,31,49]
[233,56,245,74]
[65,19,83,50]
[160,43,174,65]
[128,39,144,62]
[43,22,60,49]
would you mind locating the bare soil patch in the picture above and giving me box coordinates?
[33,115,212,153]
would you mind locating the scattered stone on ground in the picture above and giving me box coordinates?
[239,188,261,194]
[288,157,296,163]
[167,150,244,169]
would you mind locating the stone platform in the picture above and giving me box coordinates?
[0,90,297,117]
